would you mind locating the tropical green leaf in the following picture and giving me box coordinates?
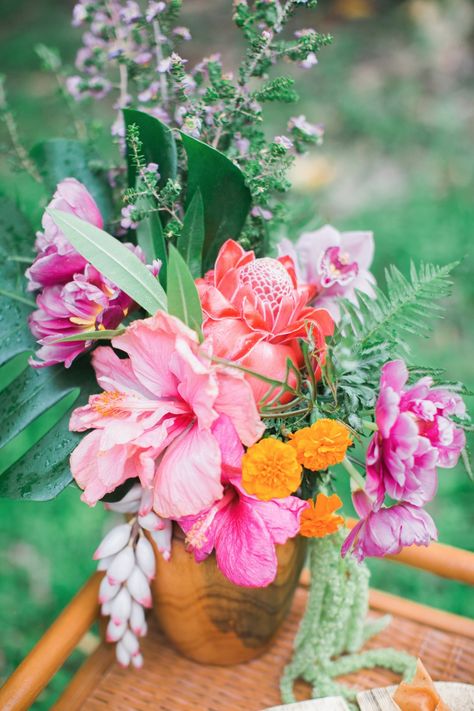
[180,132,251,268]
[177,189,205,278]
[30,138,114,223]
[48,209,167,315]
[167,244,203,335]
[123,108,178,192]
[0,195,35,368]
[136,193,168,287]
[51,328,125,343]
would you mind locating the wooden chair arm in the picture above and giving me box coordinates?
[0,573,102,711]
[346,518,474,586]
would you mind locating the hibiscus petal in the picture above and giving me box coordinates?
[154,424,223,518]
[214,370,264,446]
[214,496,277,587]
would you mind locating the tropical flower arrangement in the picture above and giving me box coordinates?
[0,0,471,704]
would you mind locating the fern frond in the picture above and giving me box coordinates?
[338,261,457,356]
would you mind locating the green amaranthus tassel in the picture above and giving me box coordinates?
[280,530,416,709]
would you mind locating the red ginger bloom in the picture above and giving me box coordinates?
[196,240,334,405]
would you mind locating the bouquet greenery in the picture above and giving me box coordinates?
[0,0,471,704]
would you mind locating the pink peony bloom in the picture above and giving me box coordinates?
[179,416,307,587]
[197,239,334,405]
[69,311,264,517]
[366,360,466,508]
[26,178,103,291]
[278,224,375,320]
[341,489,437,562]
[29,264,136,368]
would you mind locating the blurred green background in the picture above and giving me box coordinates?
[0,0,473,707]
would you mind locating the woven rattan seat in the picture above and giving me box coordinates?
[1,537,473,711]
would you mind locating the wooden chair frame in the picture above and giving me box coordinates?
[1,527,473,711]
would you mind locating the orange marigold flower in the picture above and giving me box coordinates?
[299,493,344,538]
[242,437,302,501]
[289,418,352,471]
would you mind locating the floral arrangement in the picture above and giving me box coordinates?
[0,0,471,703]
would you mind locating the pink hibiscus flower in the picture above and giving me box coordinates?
[278,224,375,321]
[178,417,307,587]
[196,239,334,405]
[366,360,466,508]
[69,311,264,518]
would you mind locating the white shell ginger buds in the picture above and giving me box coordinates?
[93,516,161,667]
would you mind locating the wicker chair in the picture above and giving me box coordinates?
[0,534,473,711]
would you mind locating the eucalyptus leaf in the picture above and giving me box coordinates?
[181,132,251,268]
[48,209,167,315]
[30,138,114,224]
[123,108,178,193]
[167,244,203,335]
[177,189,205,278]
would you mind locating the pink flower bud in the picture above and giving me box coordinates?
[106,617,127,643]
[116,640,131,668]
[131,653,144,669]
[107,546,135,585]
[138,512,166,531]
[93,523,131,560]
[130,602,147,637]
[127,566,152,608]
[122,629,140,656]
[99,575,120,604]
[136,536,156,580]
[109,587,132,624]
[149,520,172,561]
[138,488,153,516]
[101,601,112,616]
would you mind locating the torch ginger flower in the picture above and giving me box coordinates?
[69,311,264,518]
[196,239,334,404]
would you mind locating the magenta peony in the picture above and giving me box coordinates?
[366,360,466,508]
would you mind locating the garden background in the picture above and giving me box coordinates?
[1,0,473,708]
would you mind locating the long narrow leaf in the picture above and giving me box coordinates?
[51,328,125,343]
[136,193,168,287]
[48,209,167,315]
[177,189,204,278]
[167,244,203,335]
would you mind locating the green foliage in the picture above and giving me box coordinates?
[123,109,178,193]
[177,189,205,278]
[181,131,251,268]
[30,139,114,224]
[166,244,203,336]
[48,209,168,315]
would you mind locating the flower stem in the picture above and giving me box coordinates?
[341,457,366,491]
[362,420,378,432]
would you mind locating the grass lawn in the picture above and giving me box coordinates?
[0,1,473,708]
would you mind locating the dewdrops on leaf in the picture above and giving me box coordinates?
[242,437,302,501]
[299,493,344,538]
[289,418,352,471]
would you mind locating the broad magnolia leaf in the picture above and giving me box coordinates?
[181,132,251,268]
[123,108,178,193]
[177,189,205,278]
[167,244,203,336]
[48,209,168,315]
[31,138,114,224]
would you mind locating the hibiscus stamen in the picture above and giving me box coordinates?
[91,391,127,417]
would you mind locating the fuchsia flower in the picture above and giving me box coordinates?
[69,311,264,517]
[26,178,103,291]
[366,360,466,508]
[197,239,334,404]
[179,417,307,587]
[342,489,437,562]
[278,224,375,320]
